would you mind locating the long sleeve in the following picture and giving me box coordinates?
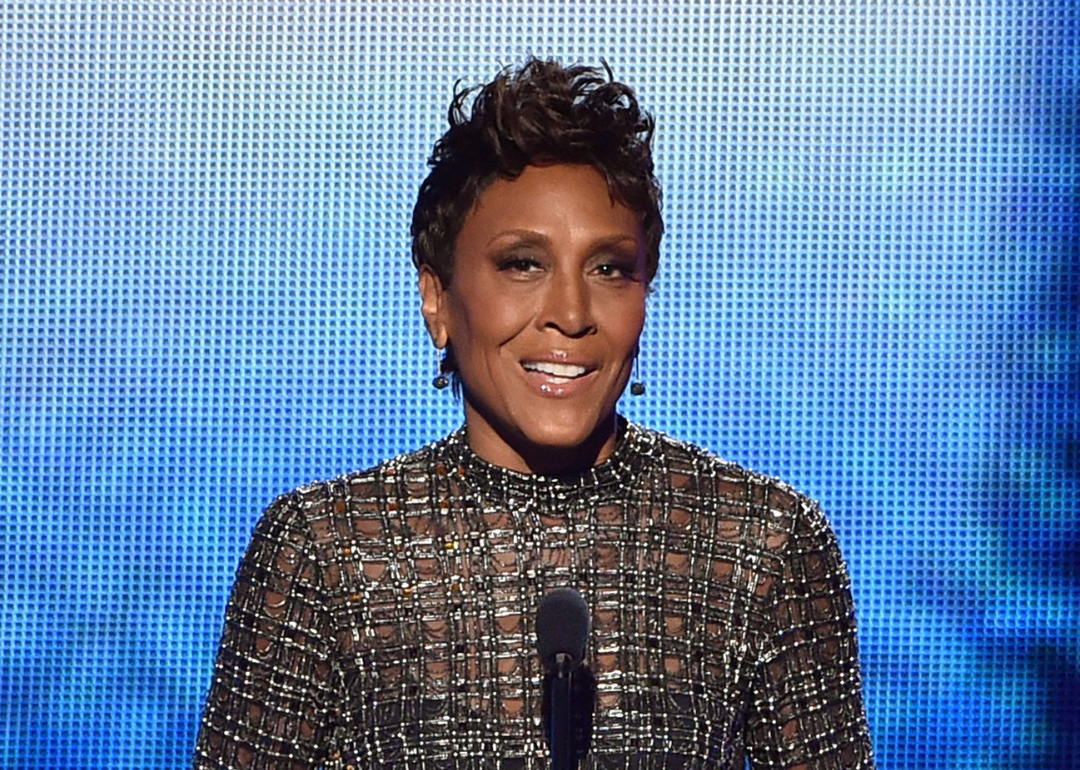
[193,492,341,770]
[744,500,875,769]
[191,425,876,768]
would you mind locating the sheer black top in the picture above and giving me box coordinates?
[194,422,874,769]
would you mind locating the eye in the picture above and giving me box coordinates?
[594,259,641,282]
[497,254,544,275]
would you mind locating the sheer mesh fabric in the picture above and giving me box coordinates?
[194,422,874,769]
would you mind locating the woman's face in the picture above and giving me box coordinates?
[419,163,648,474]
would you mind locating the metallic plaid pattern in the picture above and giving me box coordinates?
[194,423,874,769]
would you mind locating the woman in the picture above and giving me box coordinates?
[194,58,875,769]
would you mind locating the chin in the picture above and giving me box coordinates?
[519,412,615,453]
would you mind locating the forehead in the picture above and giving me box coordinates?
[462,163,643,241]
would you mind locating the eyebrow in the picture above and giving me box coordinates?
[485,229,640,251]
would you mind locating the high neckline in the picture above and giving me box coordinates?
[439,417,653,510]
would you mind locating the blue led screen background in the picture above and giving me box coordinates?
[2,1,1077,767]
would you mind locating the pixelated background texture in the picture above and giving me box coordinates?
[2,1,1078,767]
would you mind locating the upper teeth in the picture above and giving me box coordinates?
[524,362,587,378]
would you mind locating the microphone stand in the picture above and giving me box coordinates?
[549,652,575,770]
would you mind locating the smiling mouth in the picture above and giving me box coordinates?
[521,361,591,383]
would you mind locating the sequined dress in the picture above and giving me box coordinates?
[194,422,875,769]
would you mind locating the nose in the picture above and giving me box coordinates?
[540,269,595,338]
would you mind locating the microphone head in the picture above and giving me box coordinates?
[536,587,591,672]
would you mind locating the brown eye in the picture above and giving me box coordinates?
[595,260,640,281]
[497,254,543,274]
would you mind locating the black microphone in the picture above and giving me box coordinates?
[536,588,596,770]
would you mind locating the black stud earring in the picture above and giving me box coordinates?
[630,356,645,396]
[432,350,450,390]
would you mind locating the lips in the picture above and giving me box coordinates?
[519,358,599,396]
[521,361,589,382]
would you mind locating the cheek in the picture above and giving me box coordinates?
[602,296,647,351]
[449,289,535,351]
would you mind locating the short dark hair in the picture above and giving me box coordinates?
[411,57,663,286]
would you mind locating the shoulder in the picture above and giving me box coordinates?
[632,423,833,549]
[252,437,448,548]
[635,425,817,510]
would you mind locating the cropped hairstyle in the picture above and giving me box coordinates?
[411,58,663,287]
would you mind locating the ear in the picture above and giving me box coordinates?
[418,266,450,349]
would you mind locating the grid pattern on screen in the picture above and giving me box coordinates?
[2,1,1077,768]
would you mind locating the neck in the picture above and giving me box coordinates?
[463,409,622,477]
